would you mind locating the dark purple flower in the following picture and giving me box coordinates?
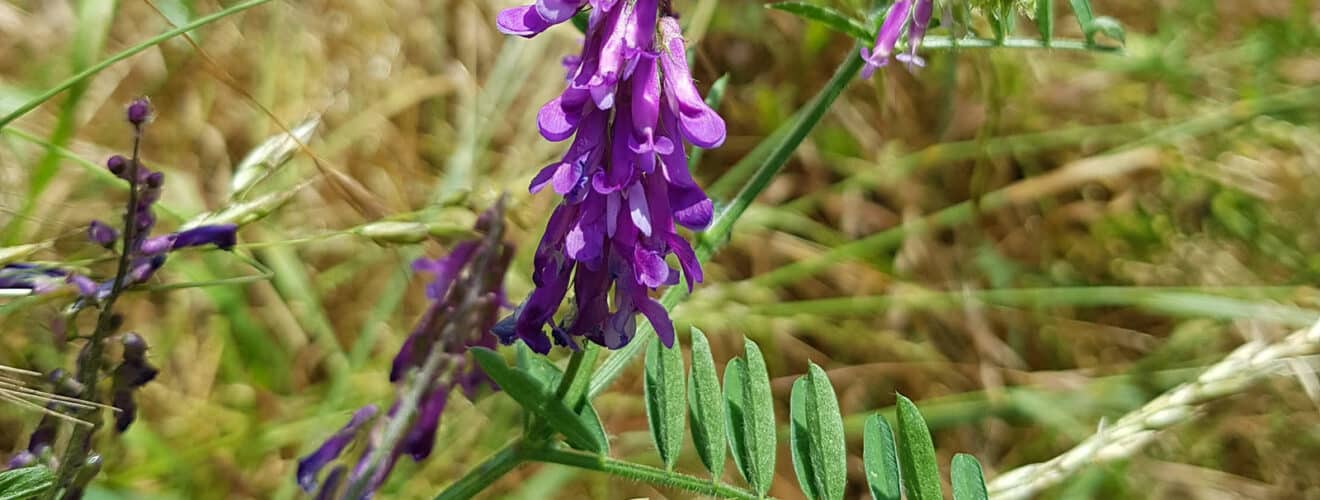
[6,451,36,470]
[401,385,449,461]
[313,466,347,500]
[497,0,720,352]
[110,333,159,432]
[298,405,379,492]
[88,220,118,248]
[171,224,238,251]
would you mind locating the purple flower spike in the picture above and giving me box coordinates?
[297,405,379,492]
[496,0,722,351]
[88,220,118,248]
[171,224,238,251]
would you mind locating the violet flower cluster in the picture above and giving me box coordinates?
[860,0,934,78]
[496,0,725,353]
[297,205,512,499]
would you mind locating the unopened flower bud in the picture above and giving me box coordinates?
[106,155,127,176]
[127,98,150,126]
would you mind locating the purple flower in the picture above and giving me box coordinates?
[171,224,238,251]
[297,405,379,492]
[110,333,159,432]
[88,220,118,248]
[498,0,720,353]
[859,0,934,78]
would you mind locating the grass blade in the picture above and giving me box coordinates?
[766,2,871,41]
[0,0,274,130]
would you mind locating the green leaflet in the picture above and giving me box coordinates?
[1035,0,1054,44]
[0,466,54,500]
[951,454,989,500]
[766,2,871,41]
[688,328,727,477]
[1091,16,1126,44]
[471,348,606,454]
[644,336,686,470]
[863,414,900,500]
[724,338,776,496]
[895,394,943,500]
[1067,0,1095,43]
[789,363,847,500]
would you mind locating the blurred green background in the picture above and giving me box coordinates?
[2,0,1320,498]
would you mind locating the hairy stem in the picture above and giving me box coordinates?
[50,125,144,499]
[521,446,760,500]
[433,440,526,500]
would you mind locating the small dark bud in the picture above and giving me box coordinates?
[87,220,118,248]
[145,171,164,188]
[108,313,124,332]
[122,332,148,363]
[127,98,150,125]
[106,155,127,176]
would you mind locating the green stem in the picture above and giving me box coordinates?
[0,0,273,130]
[589,48,866,399]
[521,446,760,500]
[433,441,526,500]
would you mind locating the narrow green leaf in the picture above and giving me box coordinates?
[863,414,900,500]
[644,336,686,469]
[895,394,943,500]
[471,348,606,453]
[1090,16,1125,44]
[1035,0,1053,44]
[0,466,54,500]
[790,363,847,500]
[951,454,989,500]
[1066,0,1095,43]
[0,0,274,130]
[725,338,776,496]
[688,327,726,477]
[767,2,871,41]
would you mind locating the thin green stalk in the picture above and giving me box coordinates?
[588,47,866,399]
[0,0,273,130]
[521,446,760,500]
[434,441,527,500]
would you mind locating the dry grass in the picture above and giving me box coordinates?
[2,0,1319,498]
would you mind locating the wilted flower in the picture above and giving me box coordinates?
[296,202,513,497]
[109,333,159,432]
[496,0,723,353]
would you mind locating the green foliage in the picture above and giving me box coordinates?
[687,328,727,477]
[644,337,686,470]
[863,414,900,500]
[789,363,846,500]
[895,394,944,500]
[471,348,607,453]
[951,454,989,500]
[766,2,870,41]
[723,338,777,496]
[0,466,54,500]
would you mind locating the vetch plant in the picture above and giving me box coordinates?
[1,100,239,499]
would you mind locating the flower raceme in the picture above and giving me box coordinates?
[496,0,725,353]
[860,0,935,78]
